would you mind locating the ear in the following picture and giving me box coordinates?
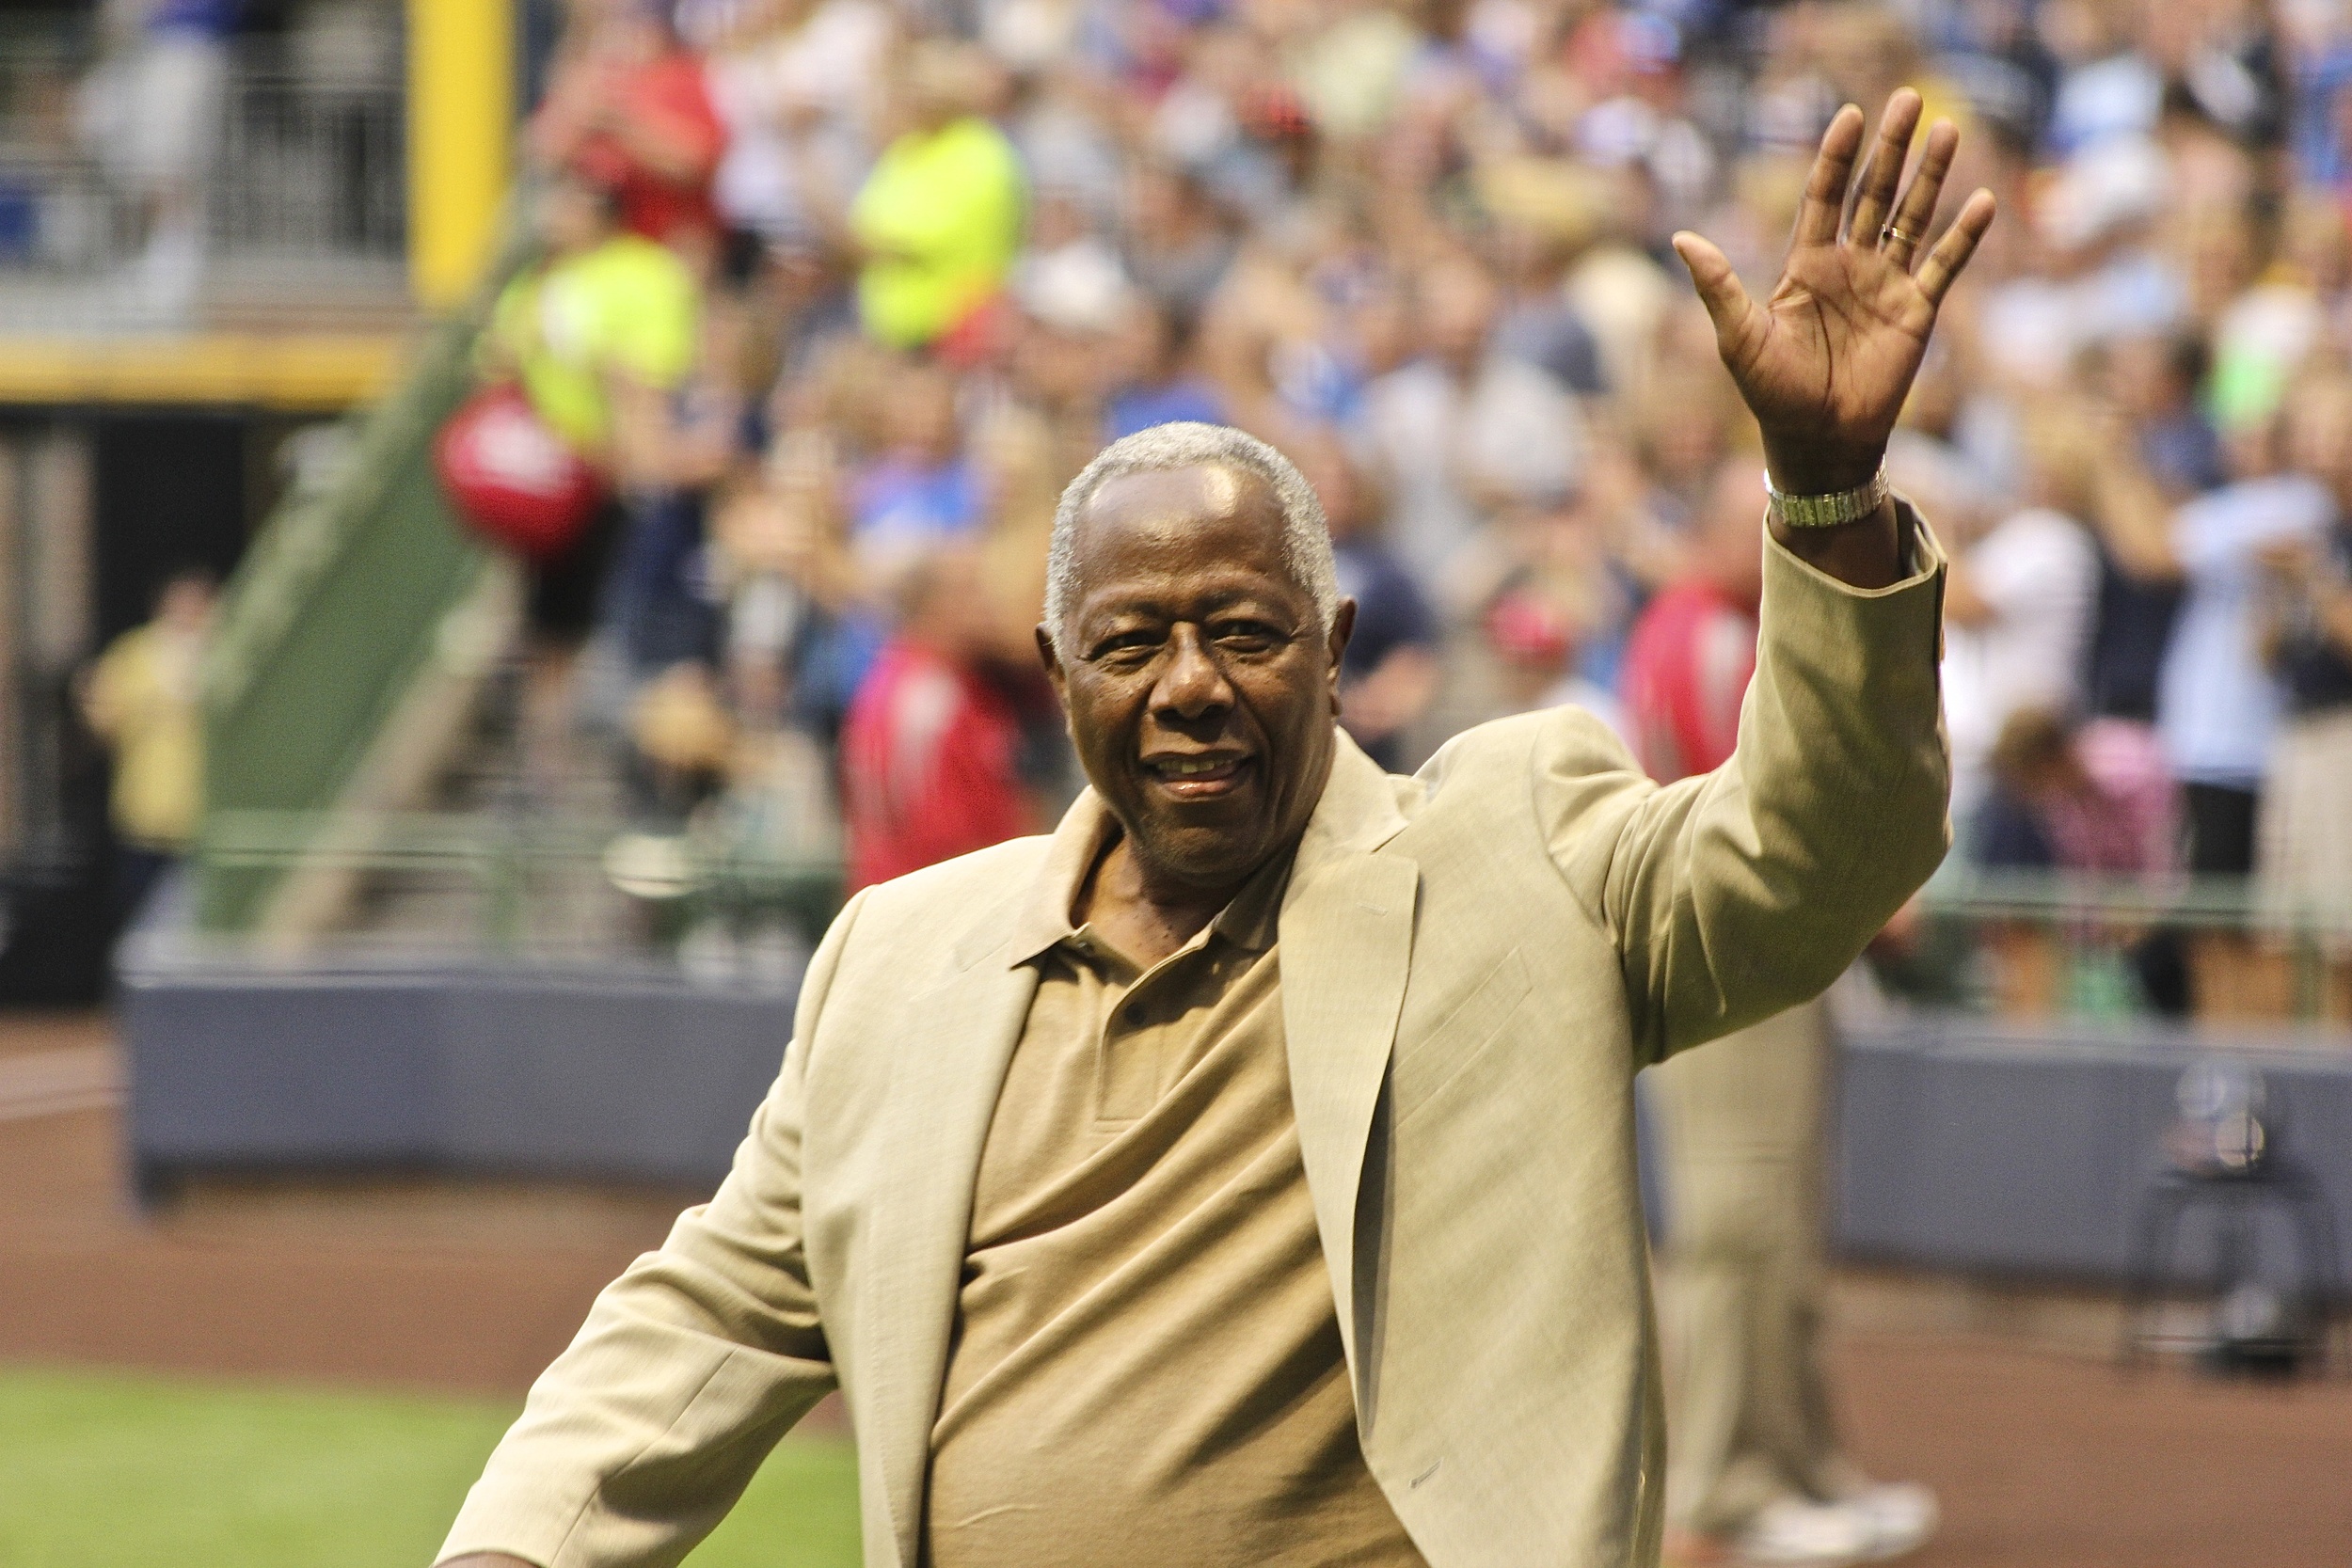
[1324,599,1358,710]
[1036,624,1067,706]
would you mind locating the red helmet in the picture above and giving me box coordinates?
[434,384,603,560]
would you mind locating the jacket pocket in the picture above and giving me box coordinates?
[1391,946,1533,1126]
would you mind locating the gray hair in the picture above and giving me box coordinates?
[1042,422,1340,654]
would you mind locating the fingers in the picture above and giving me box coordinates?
[1847,88,1924,249]
[1881,119,1959,269]
[1672,230,1762,360]
[1794,104,1866,247]
[1915,188,1998,305]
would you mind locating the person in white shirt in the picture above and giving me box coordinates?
[701,0,894,245]
[1942,409,2103,827]
[1357,254,1587,594]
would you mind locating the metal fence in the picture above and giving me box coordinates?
[174,806,841,981]
[1909,865,2352,1026]
[0,38,403,283]
[213,45,405,264]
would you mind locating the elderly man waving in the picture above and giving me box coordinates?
[439,91,1991,1568]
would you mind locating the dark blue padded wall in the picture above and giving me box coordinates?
[121,955,2352,1298]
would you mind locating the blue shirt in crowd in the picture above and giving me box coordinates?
[850,456,986,557]
[1104,379,1228,443]
[2157,473,2333,787]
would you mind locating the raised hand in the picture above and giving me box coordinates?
[1672,90,1995,504]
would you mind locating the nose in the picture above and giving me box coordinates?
[1152,624,1233,721]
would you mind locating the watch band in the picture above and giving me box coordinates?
[1763,464,1891,529]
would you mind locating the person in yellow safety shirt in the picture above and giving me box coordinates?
[82,568,215,924]
[848,40,1024,350]
[487,169,702,462]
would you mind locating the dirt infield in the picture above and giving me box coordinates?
[4,1012,2348,1565]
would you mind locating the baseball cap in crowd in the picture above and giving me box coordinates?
[1012,238,1136,336]
[2034,136,2169,255]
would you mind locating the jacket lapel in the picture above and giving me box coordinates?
[860,895,1040,1568]
[1279,736,1419,1418]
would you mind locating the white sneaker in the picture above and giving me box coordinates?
[1735,1497,1878,1565]
[1847,1481,1938,1560]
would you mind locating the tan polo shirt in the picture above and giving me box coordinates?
[923,798,1425,1568]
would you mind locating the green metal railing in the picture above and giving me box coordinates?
[1922,868,2346,931]
[195,216,534,935]
[1916,866,2352,1024]
[195,806,841,963]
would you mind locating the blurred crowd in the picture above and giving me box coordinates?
[476,0,2352,1016]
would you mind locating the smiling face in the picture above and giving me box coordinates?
[1041,463,1353,895]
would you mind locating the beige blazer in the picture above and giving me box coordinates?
[440,520,1949,1568]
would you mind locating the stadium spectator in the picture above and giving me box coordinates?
[2255,375,2352,1021]
[1970,704,2184,1018]
[846,40,1024,349]
[699,0,894,248]
[1976,707,2181,879]
[487,169,703,646]
[1358,252,1585,594]
[1478,157,1612,396]
[2073,379,2340,1014]
[838,546,1035,891]
[1293,432,1438,769]
[532,1,731,258]
[76,0,240,309]
[2077,329,2215,735]
[1628,461,1938,1567]
[1103,294,1226,442]
[1122,161,1239,323]
[1482,585,1625,741]
[1622,460,1764,789]
[2157,402,2332,885]
[1940,405,2102,824]
[490,171,702,468]
[848,354,988,581]
[81,569,214,923]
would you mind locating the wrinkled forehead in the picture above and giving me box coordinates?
[1069,463,1295,601]
[1082,462,1263,533]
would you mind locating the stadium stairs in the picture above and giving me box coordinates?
[192,227,528,945]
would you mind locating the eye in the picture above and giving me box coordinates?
[1087,628,1163,668]
[1212,619,1284,654]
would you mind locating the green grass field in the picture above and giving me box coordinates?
[0,1365,861,1568]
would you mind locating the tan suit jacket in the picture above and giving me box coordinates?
[440,520,1949,1568]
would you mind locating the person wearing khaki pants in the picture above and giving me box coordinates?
[1649,1001,1860,1560]
[1623,470,1938,1566]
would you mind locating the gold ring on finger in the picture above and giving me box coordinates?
[1883,224,1924,248]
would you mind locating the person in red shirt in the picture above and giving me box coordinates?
[840,546,1036,892]
[532,4,729,256]
[1629,459,1939,1566]
[1621,462,1766,783]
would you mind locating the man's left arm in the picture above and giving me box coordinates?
[1547,507,1947,1062]
[432,891,872,1568]
[1548,89,1994,1061]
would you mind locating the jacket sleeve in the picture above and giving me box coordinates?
[1539,506,1949,1065]
[435,891,870,1568]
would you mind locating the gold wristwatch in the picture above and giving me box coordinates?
[1763,463,1891,529]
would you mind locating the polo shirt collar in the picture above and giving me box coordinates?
[1006,789,1293,970]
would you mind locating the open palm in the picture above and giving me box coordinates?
[1674,91,1996,496]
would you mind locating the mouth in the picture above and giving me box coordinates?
[1140,752,1255,800]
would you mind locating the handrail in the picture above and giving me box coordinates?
[188,804,842,960]
[1921,866,2352,937]
[193,208,536,935]
[201,807,839,878]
